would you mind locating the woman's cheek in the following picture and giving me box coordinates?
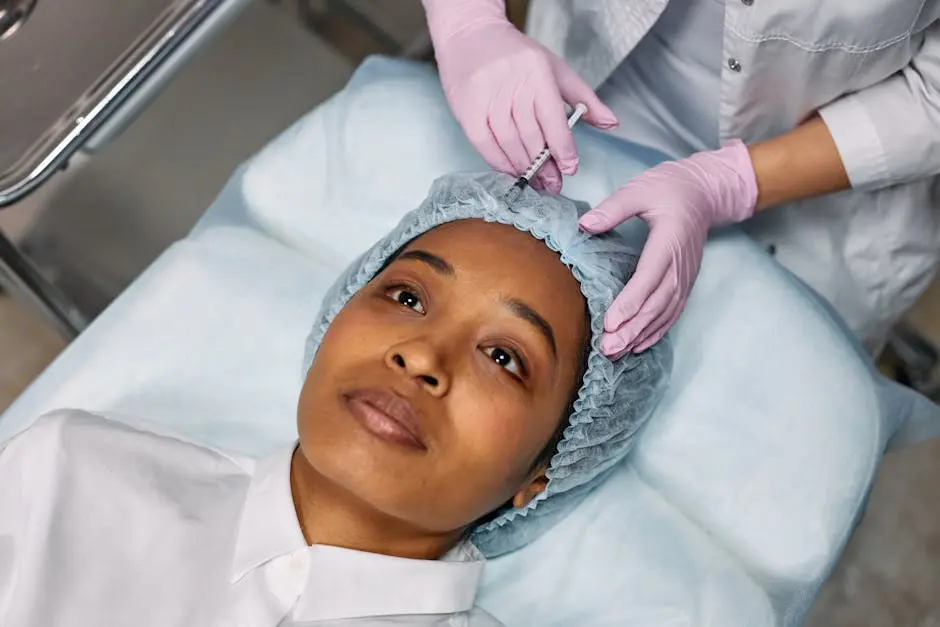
[457,394,533,466]
[323,307,391,356]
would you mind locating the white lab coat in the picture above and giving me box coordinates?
[0,410,503,627]
[527,0,940,353]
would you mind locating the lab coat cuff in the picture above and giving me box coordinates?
[818,93,889,192]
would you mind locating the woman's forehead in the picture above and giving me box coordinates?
[404,222,574,287]
[406,220,551,261]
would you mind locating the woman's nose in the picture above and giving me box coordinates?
[384,341,450,396]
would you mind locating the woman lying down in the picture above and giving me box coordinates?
[0,173,670,626]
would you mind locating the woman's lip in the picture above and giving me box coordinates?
[343,388,426,451]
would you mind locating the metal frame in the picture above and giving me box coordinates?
[0,0,250,339]
[1,0,233,208]
[0,230,88,338]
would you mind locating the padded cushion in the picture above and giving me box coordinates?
[241,58,884,620]
[0,57,892,626]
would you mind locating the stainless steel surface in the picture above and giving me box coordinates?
[84,0,251,152]
[0,229,87,338]
[0,0,37,40]
[0,0,238,208]
[16,0,354,318]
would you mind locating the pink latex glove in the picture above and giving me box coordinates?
[578,140,759,358]
[423,0,618,193]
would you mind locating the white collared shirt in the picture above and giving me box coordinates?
[0,409,502,626]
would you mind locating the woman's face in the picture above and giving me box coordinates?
[297,219,588,535]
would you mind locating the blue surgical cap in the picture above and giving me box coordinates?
[302,172,672,557]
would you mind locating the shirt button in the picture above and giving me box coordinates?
[728,58,742,72]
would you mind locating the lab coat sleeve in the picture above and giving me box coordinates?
[818,20,940,191]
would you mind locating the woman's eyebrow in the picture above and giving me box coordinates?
[504,299,557,358]
[396,249,557,357]
[397,250,455,276]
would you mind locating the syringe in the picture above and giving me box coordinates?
[504,103,588,204]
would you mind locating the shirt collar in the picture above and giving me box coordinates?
[293,541,484,621]
[230,444,485,620]
[230,444,307,583]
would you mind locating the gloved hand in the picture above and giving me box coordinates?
[578,140,759,358]
[423,0,618,193]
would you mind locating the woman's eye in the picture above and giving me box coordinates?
[483,346,523,377]
[389,287,425,314]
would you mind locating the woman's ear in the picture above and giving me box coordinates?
[511,467,549,509]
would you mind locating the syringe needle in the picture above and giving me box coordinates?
[504,103,588,203]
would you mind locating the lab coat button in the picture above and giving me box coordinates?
[741,0,753,5]
[728,58,742,72]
